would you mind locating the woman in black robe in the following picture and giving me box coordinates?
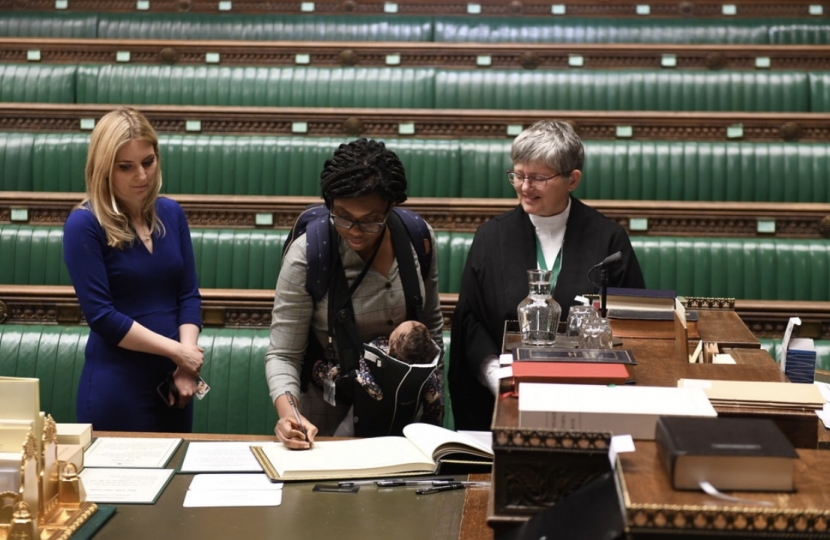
[448,120,646,430]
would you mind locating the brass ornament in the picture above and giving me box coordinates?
[342,117,365,136]
[819,215,830,239]
[705,52,727,71]
[338,49,358,67]
[519,52,539,70]
[781,121,802,141]
[159,47,178,65]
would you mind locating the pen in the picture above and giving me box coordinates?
[284,391,310,446]
[431,481,490,487]
[415,483,466,495]
[376,477,455,487]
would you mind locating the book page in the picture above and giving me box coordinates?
[181,441,269,473]
[183,473,283,508]
[84,437,181,468]
[79,468,174,504]
[257,437,435,479]
[403,423,493,462]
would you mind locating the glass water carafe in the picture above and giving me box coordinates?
[517,269,561,346]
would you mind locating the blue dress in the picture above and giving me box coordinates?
[63,197,202,432]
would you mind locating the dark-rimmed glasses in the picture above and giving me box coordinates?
[330,209,390,233]
[507,171,565,188]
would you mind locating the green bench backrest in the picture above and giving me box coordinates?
[75,65,436,108]
[96,13,434,41]
[0,225,287,289]
[5,133,830,202]
[5,12,830,44]
[0,12,98,38]
[0,324,276,434]
[2,64,823,112]
[6,133,830,202]
[435,17,824,44]
[0,64,76,103]
[435,70,810,112]
[437,233,830,301]
[4,225,829,300]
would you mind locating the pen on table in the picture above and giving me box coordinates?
[284,391,311,447]
[415,483,467,495]
[338,477,454,487]
[431,481,490,487]
[376,478,455,487]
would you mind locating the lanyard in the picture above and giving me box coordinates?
[536,239,562,287]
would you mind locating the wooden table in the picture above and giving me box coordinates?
[488,309,825,536]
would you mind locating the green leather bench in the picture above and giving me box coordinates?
[0,225,287,289]
[0,323,277,434]
[5,12,830,44]
[1,64,820,112]
[3,224,829,301]
[4,133,830,202]
[442,234,830,302]
[0,12,98,38]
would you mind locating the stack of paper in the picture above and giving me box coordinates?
[678,379,824,410]
[518,383,717,439]
[79,437,182,504]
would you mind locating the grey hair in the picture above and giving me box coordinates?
[510,120,585,177]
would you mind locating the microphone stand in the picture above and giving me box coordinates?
[600,266,609,318]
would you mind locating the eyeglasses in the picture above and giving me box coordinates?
[507,171,565,188]
[330,210,389,233]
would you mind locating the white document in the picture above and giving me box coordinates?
[818,403,830,430]
[80,468,174,503]
[183,473,283,508]
[180,441,269,473]
[518,383,717,439]
[84,437,182,468]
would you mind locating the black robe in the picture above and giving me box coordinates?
[448,197,646,430]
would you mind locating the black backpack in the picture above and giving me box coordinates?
[281,204,437,436]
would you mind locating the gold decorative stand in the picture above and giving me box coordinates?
[0,416,97,540]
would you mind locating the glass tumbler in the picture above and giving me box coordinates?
[566,305,599,338]
[578,318,613,349]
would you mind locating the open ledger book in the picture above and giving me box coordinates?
[250,423,493,481]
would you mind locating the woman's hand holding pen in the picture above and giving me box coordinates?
[173,343,204,377]
[275,393,318,450]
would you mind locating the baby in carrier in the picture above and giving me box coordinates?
[312,320,443,426]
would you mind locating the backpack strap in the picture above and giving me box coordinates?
[387,211,424,323]
[281,204,332,303]
[391,207,432,285]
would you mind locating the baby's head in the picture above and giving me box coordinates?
[388,321,439,365]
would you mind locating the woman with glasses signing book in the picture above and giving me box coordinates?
[448,120,646,431]
[265,139,444,449]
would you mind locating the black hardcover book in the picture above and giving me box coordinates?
[655,416,798,492]
[512,347,637,366]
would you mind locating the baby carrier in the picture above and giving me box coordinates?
[282,204,438,437]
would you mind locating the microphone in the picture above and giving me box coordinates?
[599,251,622,267]
[594,251,622,318]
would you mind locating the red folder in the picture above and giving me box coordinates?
[512,361,632,386]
